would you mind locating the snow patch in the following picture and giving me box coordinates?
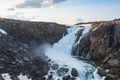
[1,73,11,80]
[1,73,31,80]
[0,28,7,36]
[18,74,31,80]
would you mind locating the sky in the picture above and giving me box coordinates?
[0,0,120,25]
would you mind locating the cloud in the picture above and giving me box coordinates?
[16,0,66,8]
[7,8,15,11]
[73,18,85,24]
[6,12,31,20]
[76,18,84,23]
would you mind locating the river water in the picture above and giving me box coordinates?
[45,26,105,80]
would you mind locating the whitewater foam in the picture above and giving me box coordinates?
[45,26,105,80]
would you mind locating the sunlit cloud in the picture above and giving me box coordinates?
[15,0,66,8]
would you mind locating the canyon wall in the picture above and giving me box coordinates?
[78,19,120,80]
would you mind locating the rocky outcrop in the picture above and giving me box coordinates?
[90,20,120,62]
[0,18,67,44]
[0,18,67,79]
[77,19,120,80]
[90,22,115,60]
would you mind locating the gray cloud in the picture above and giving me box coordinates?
[7,8,15,11]
[16,0,66,8]
[76,18,84,22]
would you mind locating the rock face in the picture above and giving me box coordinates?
[77,34,91,57]
[0,18,67,44]
[0,18,67,80]
[77,19,120,80]
[90,23,115,59]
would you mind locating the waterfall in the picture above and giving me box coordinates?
[45,26,105,80]
[72,25,92,56]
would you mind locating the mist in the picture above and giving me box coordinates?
[33,43,52,60]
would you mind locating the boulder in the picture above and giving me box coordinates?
[47,74,53,80]
[107,59,119,68]
[57,67,69,76]
[71,68,78,77]
[62,75,71,80]
[97,68,106,76]
[51,64,59,70]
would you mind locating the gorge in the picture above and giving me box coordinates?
[0,18,120,80]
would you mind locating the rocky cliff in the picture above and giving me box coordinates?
[78,19,120,80]
[0,18,67,80]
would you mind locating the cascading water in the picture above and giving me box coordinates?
[45,25,105,80]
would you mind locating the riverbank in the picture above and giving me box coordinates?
[0,18,120,80]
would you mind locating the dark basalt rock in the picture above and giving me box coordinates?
[47,74,53,80]
[57,67,69,76]
[62,75,71,80]
[71,68,78,77]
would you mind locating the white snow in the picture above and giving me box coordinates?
[0,28,7,36]
[18,74,31,80]
[1,73,11,80]
[1,73,31,80]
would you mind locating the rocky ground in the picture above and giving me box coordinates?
[0,18,67,80]
[0,18,120,80]
[77,19,120,80]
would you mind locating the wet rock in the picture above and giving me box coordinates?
[97,68,106,76]
[77,34,91,57]
[47,74,53,80]
[75,29,83,43]
[71,77,76,80]
[51,64,59,70]
[57,67,69,76]
[62,75,71,80]
[71,68,78,77]
[107,59,119,68]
